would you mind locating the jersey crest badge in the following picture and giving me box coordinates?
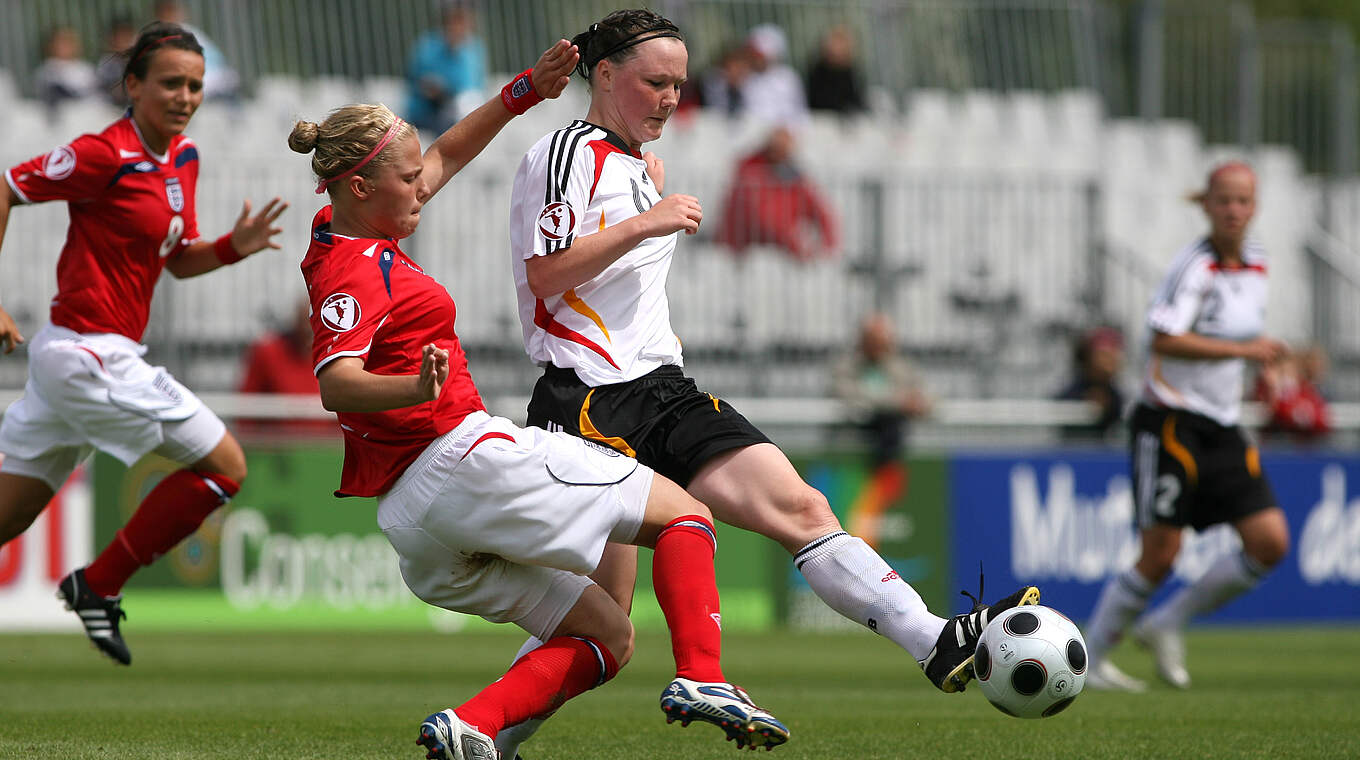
[537,202,576,241]
[320,293,361,332]
[165,177,185,212]
[43,146,77,180]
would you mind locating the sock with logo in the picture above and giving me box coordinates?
[795,531,945,661]
[1084,566,1155,665]
[493,637,550,759]
[652,515,724,682]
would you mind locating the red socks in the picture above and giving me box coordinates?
[84,469,238,597]
[652,515,725,682]
[455,636,617,737]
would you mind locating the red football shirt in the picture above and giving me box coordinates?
[4,115,201,340]
[301,206,486,497]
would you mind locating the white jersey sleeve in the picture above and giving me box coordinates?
[1146,243,1212,336]
[511,122,598,260]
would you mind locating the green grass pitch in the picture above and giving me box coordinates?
[1,627,1357,759]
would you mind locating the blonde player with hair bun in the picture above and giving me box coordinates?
[1085,161,1292,692]
[289,39,788,758]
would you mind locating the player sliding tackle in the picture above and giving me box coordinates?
[288,40,787,758]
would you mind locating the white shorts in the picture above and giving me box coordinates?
[377,411,652,640]
[0,323,226,491]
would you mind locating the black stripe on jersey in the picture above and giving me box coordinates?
[545,120,591,206]
[544,121,595,253]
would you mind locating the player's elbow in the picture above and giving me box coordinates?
[316,369,349,412]
[525,261,562,299]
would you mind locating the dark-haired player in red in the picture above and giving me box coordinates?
[0,22,286,665]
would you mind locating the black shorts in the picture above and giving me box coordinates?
[1129,403,1277,531]
[527,365,771,487]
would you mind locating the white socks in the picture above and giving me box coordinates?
[794,531,945,661]
[1142,550,1267,630]
[1085,567,1154,664]
[493,636,547,760]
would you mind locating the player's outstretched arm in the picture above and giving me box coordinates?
[0,183,25,353]
[421,39,579,198]
[316,347,448,413]
[166,197,289,278]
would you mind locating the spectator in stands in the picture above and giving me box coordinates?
[34,25,98,120]
[832,314,930,549]
[740,23,809,127]
[236,301,335,438]
[153,0,239,100]
[94,15,138,106]
[678,43,751,117]
[1254,343,1332,443]
[1053,326,1127,441]
[716,125,840,262]
[404,0,488,133]
[806,25,867,115]
[833,313,931,468]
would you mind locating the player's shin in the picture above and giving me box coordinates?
[454,635,617,738]
[84,469,238,597]
[652,515,724,681]
[795,531,945,660]
[494,636,550,759]
[1084,567,1155,664]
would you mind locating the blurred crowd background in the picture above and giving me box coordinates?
[2,0,1359,448]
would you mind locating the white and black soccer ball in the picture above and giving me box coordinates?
[974,605,1086,719]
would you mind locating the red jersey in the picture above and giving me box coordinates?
[4,115,201,340]
[301,206,485,497]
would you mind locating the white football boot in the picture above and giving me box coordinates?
[417,709,497,760]
[660,678,790,750]
[1132,619,1191,689]
[1085,658,1148,692]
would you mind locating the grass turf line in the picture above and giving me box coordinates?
[0,627,1356,759]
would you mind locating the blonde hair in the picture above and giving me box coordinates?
[287,103,416,191]
[1186,160,1255,204]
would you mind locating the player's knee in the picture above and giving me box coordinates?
[0,499,47,545]
[597,616,635,670]
[782,486,838,536]
[1247,532,1289,569]
[1135,550,1177,584]
[0,478,56,545]
[650,475,711,525]
[203,440,248,486]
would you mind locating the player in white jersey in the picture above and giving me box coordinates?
[500,10,1039,757]
[1085,162,1291,692]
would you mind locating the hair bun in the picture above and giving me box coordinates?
[287,121,320,153]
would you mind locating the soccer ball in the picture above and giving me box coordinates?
[974,605,1086,719]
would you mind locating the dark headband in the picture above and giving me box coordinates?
[581,28,683,76]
